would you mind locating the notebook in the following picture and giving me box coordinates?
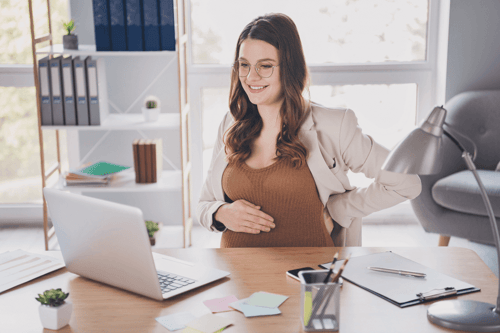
[77,161,130,176]
[320,251,480,307]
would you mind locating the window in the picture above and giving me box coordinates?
[188,0,442,215]
[0,0,68,213]
[309,84,417,150]
[191,0,428,65]
[0,0,68,64]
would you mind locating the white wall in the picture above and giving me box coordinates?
[445,0,500,102]
[69,1,183,225]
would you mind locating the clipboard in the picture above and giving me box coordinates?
[319,251,480,308]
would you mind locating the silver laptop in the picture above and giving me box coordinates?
[43,188,230,301]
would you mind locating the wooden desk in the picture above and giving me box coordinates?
[2,247,498,333]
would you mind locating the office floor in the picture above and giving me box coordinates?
[1,204,498,277]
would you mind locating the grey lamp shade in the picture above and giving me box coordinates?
[382,127,443,175]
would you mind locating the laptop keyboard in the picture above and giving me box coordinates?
[157,271,197,294]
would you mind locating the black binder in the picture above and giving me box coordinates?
[61,56,76,125]
[73,56,89,126]
[49,56,65,125]
[38,56,52,125]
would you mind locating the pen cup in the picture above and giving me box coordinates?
[299,270,341,332]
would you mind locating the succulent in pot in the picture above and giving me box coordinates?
[146,220,160,245]
[36,288,72,330]
[142,95,161,122]
[62,20,78,50]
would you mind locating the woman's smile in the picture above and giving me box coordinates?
[248,85,269,93]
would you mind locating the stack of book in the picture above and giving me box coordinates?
[92,0,175,52]
[64,161,130,186]
[133,138,163,183]
[38,55,105,126]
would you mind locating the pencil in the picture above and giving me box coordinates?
[331,254,351,283]
[323,252,339,283]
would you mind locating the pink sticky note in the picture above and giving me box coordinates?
[203,295,239,313]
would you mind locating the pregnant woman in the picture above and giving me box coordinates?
[197,13,421,248]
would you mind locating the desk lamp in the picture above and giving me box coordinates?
[382,106,500,332]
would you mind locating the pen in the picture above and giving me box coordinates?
[367,266,426,278]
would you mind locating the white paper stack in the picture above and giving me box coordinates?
[0,250,65,293]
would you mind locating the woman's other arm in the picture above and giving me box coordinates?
[197,113,232,232]
[326,109,422,228]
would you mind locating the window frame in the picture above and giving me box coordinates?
[186,0,449,222]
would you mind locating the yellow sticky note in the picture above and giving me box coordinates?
[304,291,313,326]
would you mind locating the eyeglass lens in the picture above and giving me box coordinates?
[235,61,275,78]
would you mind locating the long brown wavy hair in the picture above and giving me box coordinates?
[225,13,310,168]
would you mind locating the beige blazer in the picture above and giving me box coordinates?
[197,102,422,246]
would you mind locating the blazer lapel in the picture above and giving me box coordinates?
[300,110,346,205]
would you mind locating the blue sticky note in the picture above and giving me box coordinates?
[245,292,288,308]
[229,298,281,317]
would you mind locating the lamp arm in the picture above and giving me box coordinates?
[443,124,478,161]
[443,128,467,153]
[462,152,500,313]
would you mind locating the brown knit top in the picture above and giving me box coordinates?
[220,159,334,248]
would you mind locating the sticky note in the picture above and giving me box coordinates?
[156,312,196,331]
[245,292,288,308]
[304,291,312,326]
[203,295,239,313]
[186,313,232,333]
[229,298,281,318]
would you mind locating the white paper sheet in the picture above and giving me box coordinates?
[0,250,65,293]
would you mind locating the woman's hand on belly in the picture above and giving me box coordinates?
[215,199,275,234]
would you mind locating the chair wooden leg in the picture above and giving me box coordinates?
[438,235,451,246]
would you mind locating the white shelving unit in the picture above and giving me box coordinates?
[35,44,182,190]
[41,113,180,131]
[29,0,193,250]
[36,44,173,56]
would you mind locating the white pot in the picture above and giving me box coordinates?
[38,301,73,330]
[142,107,161,122]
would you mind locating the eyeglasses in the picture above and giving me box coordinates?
[233,60,279,78]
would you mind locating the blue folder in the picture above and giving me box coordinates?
[125,0,144,51]
[92,0,112,51]
[142,0,160,51]
[158,0,175,51]
[109,0,127,51]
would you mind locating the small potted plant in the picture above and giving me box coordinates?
[142,95,161,122]
[62,19,78,50]
[36,288,72,330]
[146,220,160,245]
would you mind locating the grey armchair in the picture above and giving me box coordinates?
[410,90,500,246]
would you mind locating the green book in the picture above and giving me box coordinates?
[77,161,130,177]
